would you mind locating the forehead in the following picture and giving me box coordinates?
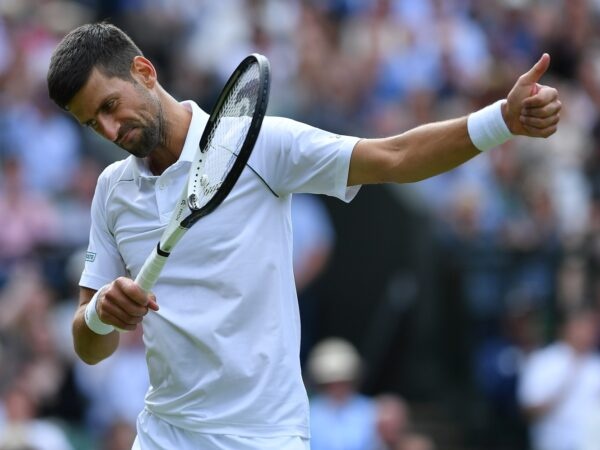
[66,68,130,121]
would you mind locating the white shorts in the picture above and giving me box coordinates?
[132,409,310,450]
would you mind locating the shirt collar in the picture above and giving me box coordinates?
[178,100,209,163]
[131,100,209,181]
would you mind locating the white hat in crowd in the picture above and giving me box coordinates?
[307,337,362,385]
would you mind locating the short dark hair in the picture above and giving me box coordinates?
[47,23,143,110]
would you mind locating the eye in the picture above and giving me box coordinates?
[85,119,98,130]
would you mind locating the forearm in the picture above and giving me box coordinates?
[349,116,480,185]
[522,364,581,422]
[522,402,556,421]
[73,287,119,365]
[522,387,570,421]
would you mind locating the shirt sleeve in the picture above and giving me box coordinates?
[79,168,127,290]
[249,116,361,201]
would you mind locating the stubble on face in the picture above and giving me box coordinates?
[117,84,168,158]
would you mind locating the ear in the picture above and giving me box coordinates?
[131,56,157,88]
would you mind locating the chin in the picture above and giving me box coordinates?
[124,143,154,158]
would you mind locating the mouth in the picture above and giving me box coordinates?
[117,127,136,147]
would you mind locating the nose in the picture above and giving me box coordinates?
[95,114,119,142]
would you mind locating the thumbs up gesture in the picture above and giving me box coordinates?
[502,53,561,138]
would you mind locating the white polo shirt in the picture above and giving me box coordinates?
[518,342,600,450]
[80,101,360,437]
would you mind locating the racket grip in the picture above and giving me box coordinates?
[135,245,169,292]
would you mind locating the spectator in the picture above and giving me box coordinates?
[292,194,336,364]
[73,326,148,439]
[53,156,102,249]
[374,393,410,450]
[0,263,86,429]
[292,194,336,293]
[518,305,600,450]
[2,89,83,197]
[474,287,543,448]
[101,418,137,450]
[0,381,73,450]
[396,432,436,450]
[373,393,437,450]
[307,337,379,450]
[0,157,60,284]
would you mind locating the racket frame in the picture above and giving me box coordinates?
[134,53,270,292]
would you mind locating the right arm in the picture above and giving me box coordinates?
[73,286,119,365]
[73,278,158,365]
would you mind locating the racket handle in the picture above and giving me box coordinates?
[135,245,169,292]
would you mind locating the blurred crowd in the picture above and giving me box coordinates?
[1,0,600,449]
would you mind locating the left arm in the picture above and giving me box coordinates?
[348,53,561,187]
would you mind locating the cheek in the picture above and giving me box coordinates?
[137,101,160,128]
[133,86,161,120]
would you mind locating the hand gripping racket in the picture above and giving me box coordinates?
[134,54,270,292]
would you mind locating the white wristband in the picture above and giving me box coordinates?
[84,286,115,335]
[467,100,514,152]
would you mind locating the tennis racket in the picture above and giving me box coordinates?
[134,53,271,292]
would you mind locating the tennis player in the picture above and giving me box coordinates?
[47,23,561,450]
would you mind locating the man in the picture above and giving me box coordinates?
[307,337,379,450]
[518,306,600,450]
[47,23,560,450]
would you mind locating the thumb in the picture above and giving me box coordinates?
[519,53,550,86]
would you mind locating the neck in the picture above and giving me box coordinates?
[147,92,192,175]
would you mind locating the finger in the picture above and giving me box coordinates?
[111,312,143,331]
[521,123,558,138]
[518,53,551,86]
[520,114,560,130]
[521,87,559,108]
[98,300,144,330]
[147,292,159,311]
[102,290,149,318]
[112,318,138,332]
[521,102,562,119]
[115,277,153,306]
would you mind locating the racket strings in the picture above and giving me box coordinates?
[189,63,261,210]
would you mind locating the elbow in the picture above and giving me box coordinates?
[74,344,106,365]
[81,355,104,366]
